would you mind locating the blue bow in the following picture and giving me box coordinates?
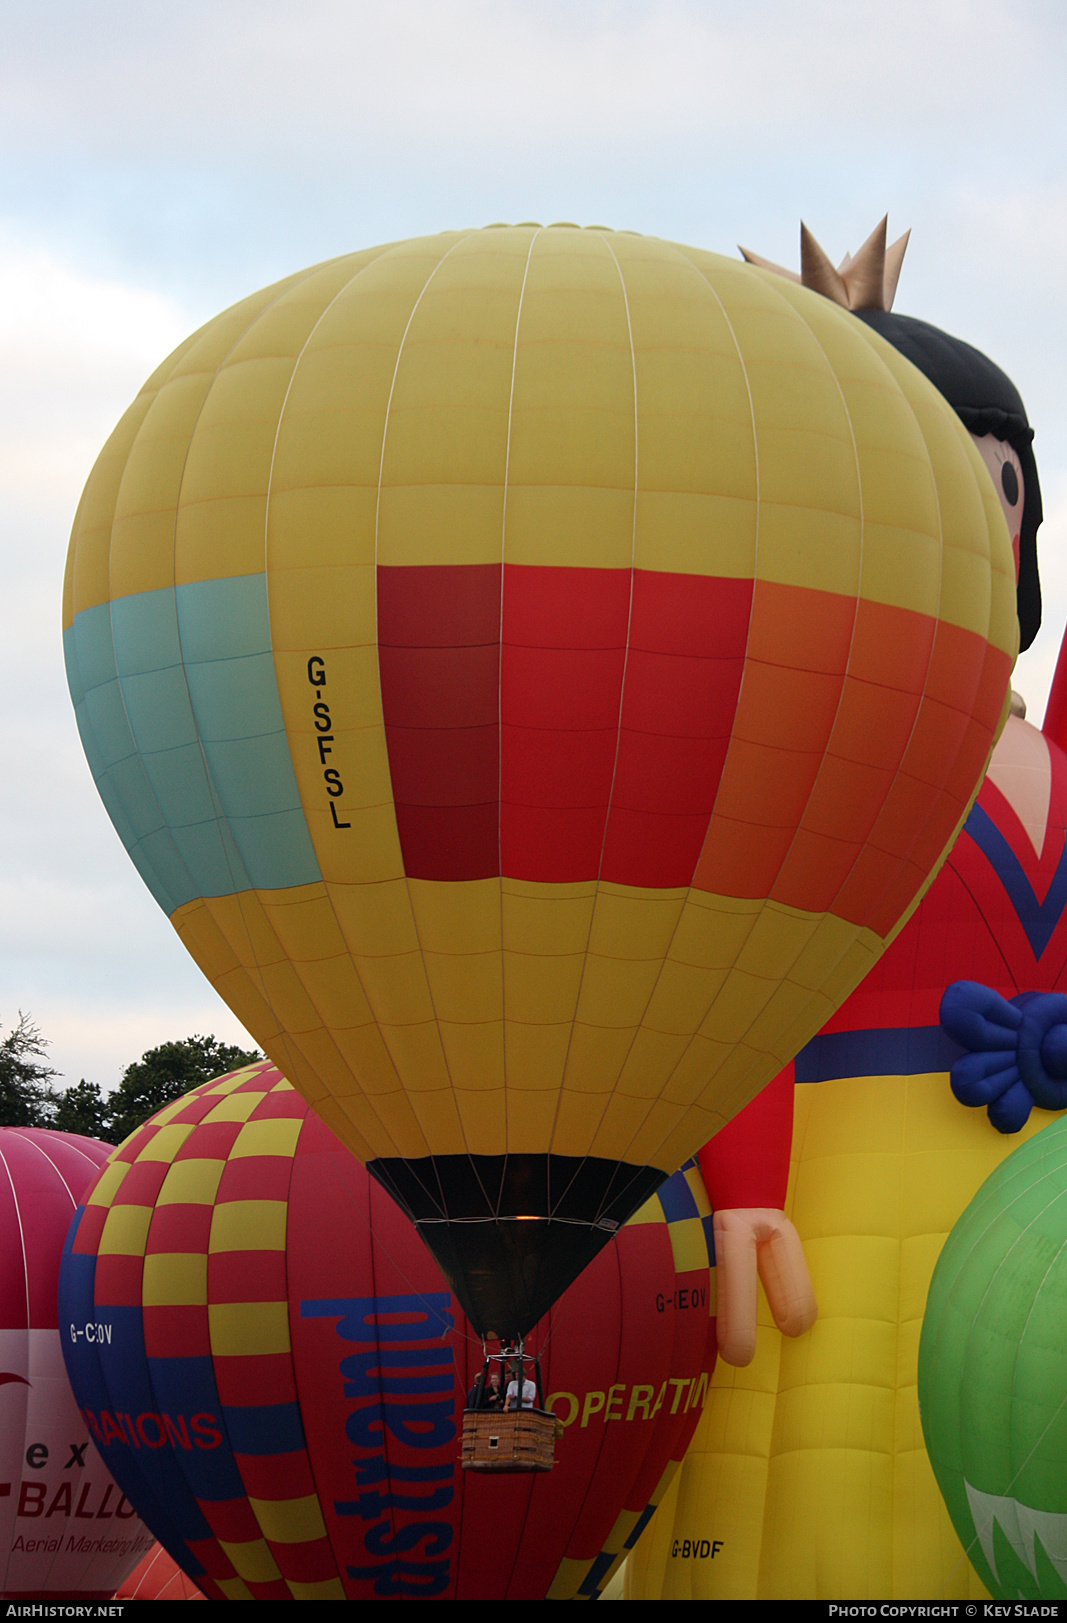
[939,981,1067,1132]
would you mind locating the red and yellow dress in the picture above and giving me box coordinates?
[624,701,1067,1600]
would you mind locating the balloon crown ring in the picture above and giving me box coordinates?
[940,980,1067,1132]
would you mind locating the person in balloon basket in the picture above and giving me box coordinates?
[505,1370,537,1411]
[466,1368,504,1411]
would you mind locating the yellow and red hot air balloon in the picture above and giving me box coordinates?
[63,225,1016,1340]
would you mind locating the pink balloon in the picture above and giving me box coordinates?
[0,1127,154,1599]
[116,1542,205,1600]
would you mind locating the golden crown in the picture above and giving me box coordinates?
[740,215,910,312]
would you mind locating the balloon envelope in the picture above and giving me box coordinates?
[0,1128,153,1599]
[63,225,1017,1335]
[115,1543,205,1600]
[920,1111,1067,1599]
[623,706,1067,1599]
[59,1062,716,1600]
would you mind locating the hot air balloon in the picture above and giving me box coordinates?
[622,690,1067,1601]
[617,216,1051,1603]
[116,1544,205,1600]
[623,688,1066,1601]
[63,223,1017,1344]
[0,1127,154,1599]
[59,1062,716,1600]
[919,1112,1067,1600]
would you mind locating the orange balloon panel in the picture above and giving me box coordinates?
[63,226,1016,1335]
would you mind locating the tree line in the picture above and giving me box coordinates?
[0,1014,261,1144]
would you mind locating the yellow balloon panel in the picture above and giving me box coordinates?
[65,225,1015,1204]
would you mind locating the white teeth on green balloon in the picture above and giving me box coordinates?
[966,1481,1067,1585]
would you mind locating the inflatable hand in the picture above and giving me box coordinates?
[712,1208,817,1367]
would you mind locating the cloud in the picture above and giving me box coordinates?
[2,0,1067,1095]
[0,237,207,1089]
[2,0,1063,166]
[1017,474,1067,722]
[0,231,189,511]
[3,0,1063,324]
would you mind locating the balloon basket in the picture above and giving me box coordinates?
[460,1408,559,1473]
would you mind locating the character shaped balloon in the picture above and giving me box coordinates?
[623,217,1049,1602]
[742,216,1041,649]
[63,224,1017,1342]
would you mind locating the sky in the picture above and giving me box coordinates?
[4,0,1067,1093]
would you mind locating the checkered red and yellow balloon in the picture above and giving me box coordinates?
[59,1063,716,1600]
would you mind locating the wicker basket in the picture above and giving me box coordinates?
[460,1408,559,1472]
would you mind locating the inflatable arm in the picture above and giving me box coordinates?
[698,1068,817,1366]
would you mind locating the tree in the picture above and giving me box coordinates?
[106,1035,262,1144]
[1,1023,262,1143]
[0,1014,60,1127]
[52,1079,112,1141]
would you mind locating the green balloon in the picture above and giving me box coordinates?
[920,1114,1067,1599]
